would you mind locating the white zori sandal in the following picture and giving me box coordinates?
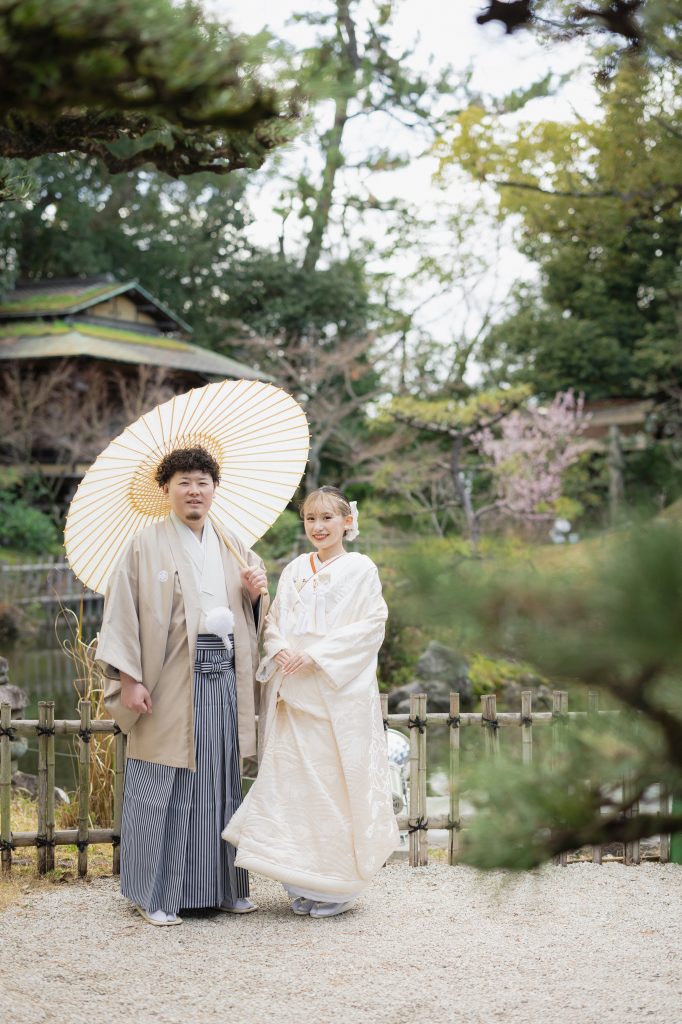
[218,898,259,914]
[309,900,355,919]
[135,905,183,927]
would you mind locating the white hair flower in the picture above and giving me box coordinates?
[344,500,360,541]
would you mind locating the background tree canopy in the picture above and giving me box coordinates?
[0,0,299,199]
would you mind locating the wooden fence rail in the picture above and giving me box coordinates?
[0,556,103,628]
[0,691,672,877]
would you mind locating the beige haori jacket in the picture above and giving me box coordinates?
[95,518,267,769]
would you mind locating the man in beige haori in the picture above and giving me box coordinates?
[95,445,268,926]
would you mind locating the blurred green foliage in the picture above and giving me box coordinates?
[395,523,682,865]
[0,492,59,553]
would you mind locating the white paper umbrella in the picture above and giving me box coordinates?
[64,378,309,594]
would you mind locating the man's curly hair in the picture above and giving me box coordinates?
[155,446,220,487]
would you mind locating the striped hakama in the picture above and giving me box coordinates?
[120,634,248,914]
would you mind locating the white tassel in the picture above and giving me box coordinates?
[204,606,235,655]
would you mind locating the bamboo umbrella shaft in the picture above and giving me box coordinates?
[37,703,48,875]
[0,703,12,874]
[211,520,268,597]
[78,700,91,878]
[46,702,55,873]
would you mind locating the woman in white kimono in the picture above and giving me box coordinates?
[223,486,398,917]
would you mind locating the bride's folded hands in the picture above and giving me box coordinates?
[274,649,314,676]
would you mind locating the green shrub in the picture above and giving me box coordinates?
[0,496,59,554]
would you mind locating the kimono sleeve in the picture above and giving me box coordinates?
[94,541,143,683]
[305,565,388,690]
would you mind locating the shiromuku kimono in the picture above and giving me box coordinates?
[223,551,399,902]
[95,513,266,914]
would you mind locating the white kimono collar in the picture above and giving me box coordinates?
[170,511,221,596]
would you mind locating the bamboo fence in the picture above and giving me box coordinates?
[0,690,673,876]
[1,700,125,877]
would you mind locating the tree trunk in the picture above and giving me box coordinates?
[450,435,479,548]
[607,424,625,524]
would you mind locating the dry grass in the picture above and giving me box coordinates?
[0,791,114,912]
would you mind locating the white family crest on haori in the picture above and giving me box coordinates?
[64,379,310,595]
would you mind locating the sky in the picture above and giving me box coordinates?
[202,1,599,376]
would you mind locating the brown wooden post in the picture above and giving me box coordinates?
[380,693,388,733]
[659,786,670,864]
[521,690,533,767]
[587,691,602,864]
[46,701,55,873]
[37,702,48,875]
[0,703,12,874]
[113,728,125,875]
[448,693,461,865]
[408,693,428,867]
[481,694,499,758]
[552,690,569,866]
[77,700,91,878]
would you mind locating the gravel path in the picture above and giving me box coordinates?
[2,863,680,1024]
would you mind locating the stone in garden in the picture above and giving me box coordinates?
[388,641,473,712]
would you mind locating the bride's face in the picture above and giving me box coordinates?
[303,501,352,552]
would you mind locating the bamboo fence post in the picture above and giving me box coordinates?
[552,690,569,866]
[624,775,641,866]
[37,702,48,875]
[77,700,91,878]
[659,787,670,864]
[448,693,460,865]
[112,728,125,875]
[380,693,389,732]
[587,691,602,865]
[408,693,428,867]
[481,694,500,758]
[46,701,55,873]
[520,690,533,766]
[1,703,12,874]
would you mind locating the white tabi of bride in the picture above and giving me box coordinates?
[222,549,399,903]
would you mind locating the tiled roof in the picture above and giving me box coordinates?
[0,320,265,380]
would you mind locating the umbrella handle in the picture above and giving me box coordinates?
[214,525,269,598]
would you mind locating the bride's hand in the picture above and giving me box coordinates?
[281,652,314,676]
[274,649,292,669]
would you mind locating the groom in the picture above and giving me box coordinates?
[96,445,268,926]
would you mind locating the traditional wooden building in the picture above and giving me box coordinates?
[0,275,264,494]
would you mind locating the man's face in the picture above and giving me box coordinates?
[163,469,215,527]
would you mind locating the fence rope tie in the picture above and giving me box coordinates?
[76,839,90,852]
[520,716,533,726]
[382,718,389,732]
[0,837,15,852]
[408,816,429,834]
[0,724,17,740]
[35,835,56,848]
[408,716,427,734]
[446,819,462,831]
[447,714,461,729]
[481,716,499,730]
[78,728,92,743]
[36,725,56,736]
[112,834,121,847]
[113,724,122,735]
